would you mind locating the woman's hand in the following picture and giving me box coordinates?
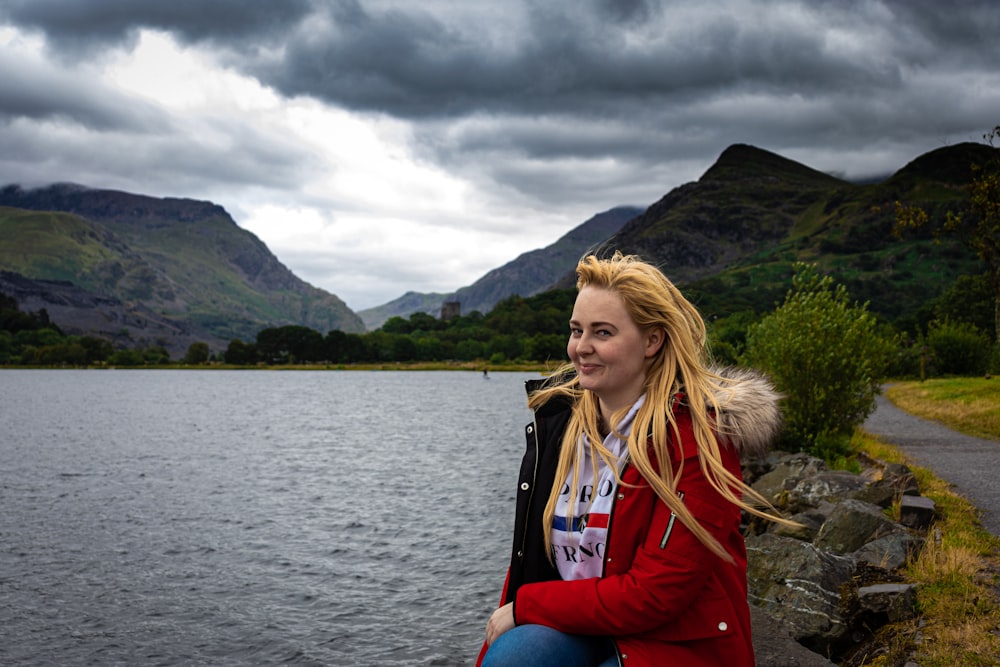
[485,602,515,646]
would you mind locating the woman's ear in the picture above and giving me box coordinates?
[645,327,666,358]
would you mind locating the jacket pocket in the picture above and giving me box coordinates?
[649,589,737,641]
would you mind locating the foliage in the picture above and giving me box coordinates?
[0,293,181,366]
[707,310,761,365]
[183,342,211,365]
[928,272,995,341]
[896,125,1000,347]
[925,319,993,376]
[743,264,895,458]
[223,338,257,365]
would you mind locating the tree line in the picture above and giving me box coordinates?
[5,265,997,463]
[3,267,995,378]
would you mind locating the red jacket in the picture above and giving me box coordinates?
[479,370,780,666]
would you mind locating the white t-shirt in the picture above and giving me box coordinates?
[550,395,645,580]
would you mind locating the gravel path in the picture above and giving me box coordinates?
[864,393,1000,537]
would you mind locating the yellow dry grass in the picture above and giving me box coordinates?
[886,379,1000,441]
[854,430,1000,665]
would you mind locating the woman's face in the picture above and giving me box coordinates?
[568,286,663,417]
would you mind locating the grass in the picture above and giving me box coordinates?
[885,378,1000,442]
[854,378,1000,665]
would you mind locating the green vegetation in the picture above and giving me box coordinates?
[896,126,1000,347]
[0,189,364,343]
[743,264,895,459]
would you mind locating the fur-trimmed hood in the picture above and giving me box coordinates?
[709,366,783,459]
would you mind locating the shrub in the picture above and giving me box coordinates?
[926,319,992,376]
[744,264,896,459]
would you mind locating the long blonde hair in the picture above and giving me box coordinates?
[533,252,785,562]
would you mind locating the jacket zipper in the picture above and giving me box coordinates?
[517,413,541,560]
[605,452,629,667]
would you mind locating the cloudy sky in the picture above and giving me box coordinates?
[1,0,998,310]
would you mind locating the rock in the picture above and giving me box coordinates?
[853,532,923,571]
[785,472,870,513]
[813,499,901,554]
[744,450,935,664]
[856,583,919,623]
[773,506,829,541]
[750,606,837,666]
[899,495,936,529]
[751,452,827,503]
[746,533,856,654]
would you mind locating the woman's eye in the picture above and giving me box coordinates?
[569,327,582,336]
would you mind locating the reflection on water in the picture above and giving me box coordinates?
[0,369,538,666]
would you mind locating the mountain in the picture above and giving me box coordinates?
[602,144,848,283]
[0,269,214,354]
[0,184,364,353]
[356,290,451,331]
[357,206,641,329]
[588,142,995,324]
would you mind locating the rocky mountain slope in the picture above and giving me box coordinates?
[2,140,993,350]
[358,205,641,329]
[0,184,364,352]
[549,142,993,324]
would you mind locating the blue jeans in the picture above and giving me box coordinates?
[482,624,618,667]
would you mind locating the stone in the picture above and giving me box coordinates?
[746,533,856,654]
[751,452,827,503]
[857,583,919,623]
[853,532,923,571]
[750,606,837,666]
[772,507,828,542]
[899,495,936,529]
[785,471,870,513]
[813,499,900,554]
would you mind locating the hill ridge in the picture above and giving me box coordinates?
[0,185,364,352]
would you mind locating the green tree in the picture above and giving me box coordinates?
[183,342,211,365]
[897,125,1000,347]
[256,325,324,364]
[523,333,566,362]
[744,264,895,459]
[78,336,113,364]
[224,338,257,365]
[925,319,992,376]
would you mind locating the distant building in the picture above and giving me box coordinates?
[440,301,461,321]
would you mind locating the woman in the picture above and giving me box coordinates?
[478,253,790,667]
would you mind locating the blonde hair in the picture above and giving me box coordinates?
[533,252,784,562]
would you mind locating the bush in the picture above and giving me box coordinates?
[183,342,210,365]
[744,264,896,459]
[926,319,993,375]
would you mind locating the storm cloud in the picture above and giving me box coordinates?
[1,0,998,309]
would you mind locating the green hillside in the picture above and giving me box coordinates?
[0,185,364,348]
[609,143,994,327]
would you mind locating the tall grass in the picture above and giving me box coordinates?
[886,378,1000,441]
[856,379,1000,665]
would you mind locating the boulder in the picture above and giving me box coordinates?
[785,472,871,513]
[899,495,936,529]
[746,533,856,654]
[744,451,932,664]
[813,499,901,554]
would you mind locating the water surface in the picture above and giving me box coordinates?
[0,369,537,666]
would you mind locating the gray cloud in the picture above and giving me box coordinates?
[1,0,998,307]
[0,0,313,56]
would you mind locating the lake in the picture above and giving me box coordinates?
[0,369,540,666]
